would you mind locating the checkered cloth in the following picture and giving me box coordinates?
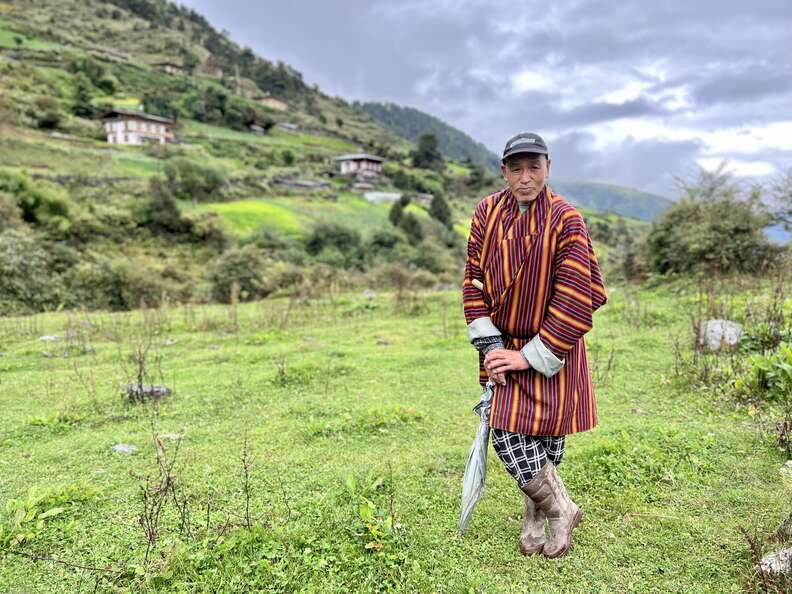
[491,428,565,487]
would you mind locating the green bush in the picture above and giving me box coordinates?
[0,192,23,231]
[0,171,73,237]
[428,194,452,229]
[410,132,445,171]
[0,228,62,314]
[646,168,778,275]
[305,223,362,267]
[408,238,453,273]
[398,213,423,245]
[207,245,272,302]
[162,158,226,204]
[142,90,181,120]
[139,178,190,234]
[63,255,176,310]
[736,343,792,403]
[368,228,402,253]
[30,96,64,130]
[183,85,275,131]
[182,211,227,248]
[71,72,95,118]
[95,73,118,95]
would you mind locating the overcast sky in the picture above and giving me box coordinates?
[178,0,791,195]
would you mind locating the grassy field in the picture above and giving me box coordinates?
[189,193,400,239]
[0,22,61,50]
[0,285,789,592]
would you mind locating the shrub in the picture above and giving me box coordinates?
[63,255,176,310]
[428,194,452,229]
[71,73,95,118]
[162,158,226,204]
[95,73,118,95]
[368,228,402,253]
[182,211,227,248]
[398,213,423,245]
[139,178,189,234]
[0,228,61,314]
[31,96,63,130]
[0,192,23,231]
[0,171,73,237]
[736,343,792,403]
[142,90,180,120]
[207,246,272,302]
[388,201,403,226]
[411,132,445,171]
[305,223,362,267]
[409,238,453,273]
[646,167,778,275]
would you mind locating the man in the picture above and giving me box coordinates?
[462,132,607,558]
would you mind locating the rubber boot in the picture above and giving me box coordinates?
[520,462,581,558]
[518,493,546,556]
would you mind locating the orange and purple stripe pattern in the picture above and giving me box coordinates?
[462,186,608,436]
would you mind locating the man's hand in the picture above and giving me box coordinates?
[487,369,506,386]
[485,348,530,376]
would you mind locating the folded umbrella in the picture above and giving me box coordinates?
[459,380,494,535]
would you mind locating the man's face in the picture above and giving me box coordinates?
[501,155,551,203]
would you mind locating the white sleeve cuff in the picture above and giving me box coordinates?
[467,316,501,342]
[521,335,564,378]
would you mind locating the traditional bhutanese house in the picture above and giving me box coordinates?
[335,153,385,176]
[253,95,288,111]
[101,110,175,145]
[151,61,184,75]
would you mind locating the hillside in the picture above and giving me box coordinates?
[357,101,500,169]
[552,180,673,221]
[357,102,674,221]
[0,0,648,316]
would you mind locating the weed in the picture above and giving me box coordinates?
[0,482,93,549]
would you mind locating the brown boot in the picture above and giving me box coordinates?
[520,462,581,559]
[518,493,545,556]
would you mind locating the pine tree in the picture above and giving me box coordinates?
[429,194,453,229]
[388,201,404,226]
[411,132,445,171]
[71,73,95,118]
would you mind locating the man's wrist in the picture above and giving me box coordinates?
[472,335,504,354]
[520,335,564,378]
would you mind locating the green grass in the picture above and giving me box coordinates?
[112,151,163,177]
[181,121,358,154]
[446,162,471,176]
[190,193,395,238]
[0,24,61,50]
[192,199,303,236]
[0,286,788,592]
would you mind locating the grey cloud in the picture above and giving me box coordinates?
[177,0,792,193]
[550,132,705,196]
[690,66,792,106]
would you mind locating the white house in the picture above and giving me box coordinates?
[101,110,175,145]
[334,153,385,176]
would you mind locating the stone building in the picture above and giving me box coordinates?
[334,153,385,177]
[101,110,175,145]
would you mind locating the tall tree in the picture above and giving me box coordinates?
[429,194,453,229]
[411,132,445,171]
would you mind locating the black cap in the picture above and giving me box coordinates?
[501,132,549,162]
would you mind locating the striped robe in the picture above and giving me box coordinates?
[462,186,607,435]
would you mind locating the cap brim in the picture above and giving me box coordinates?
[502,147,548,161]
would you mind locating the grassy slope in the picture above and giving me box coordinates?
[0,286,788,592]
[189,194,428,239]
